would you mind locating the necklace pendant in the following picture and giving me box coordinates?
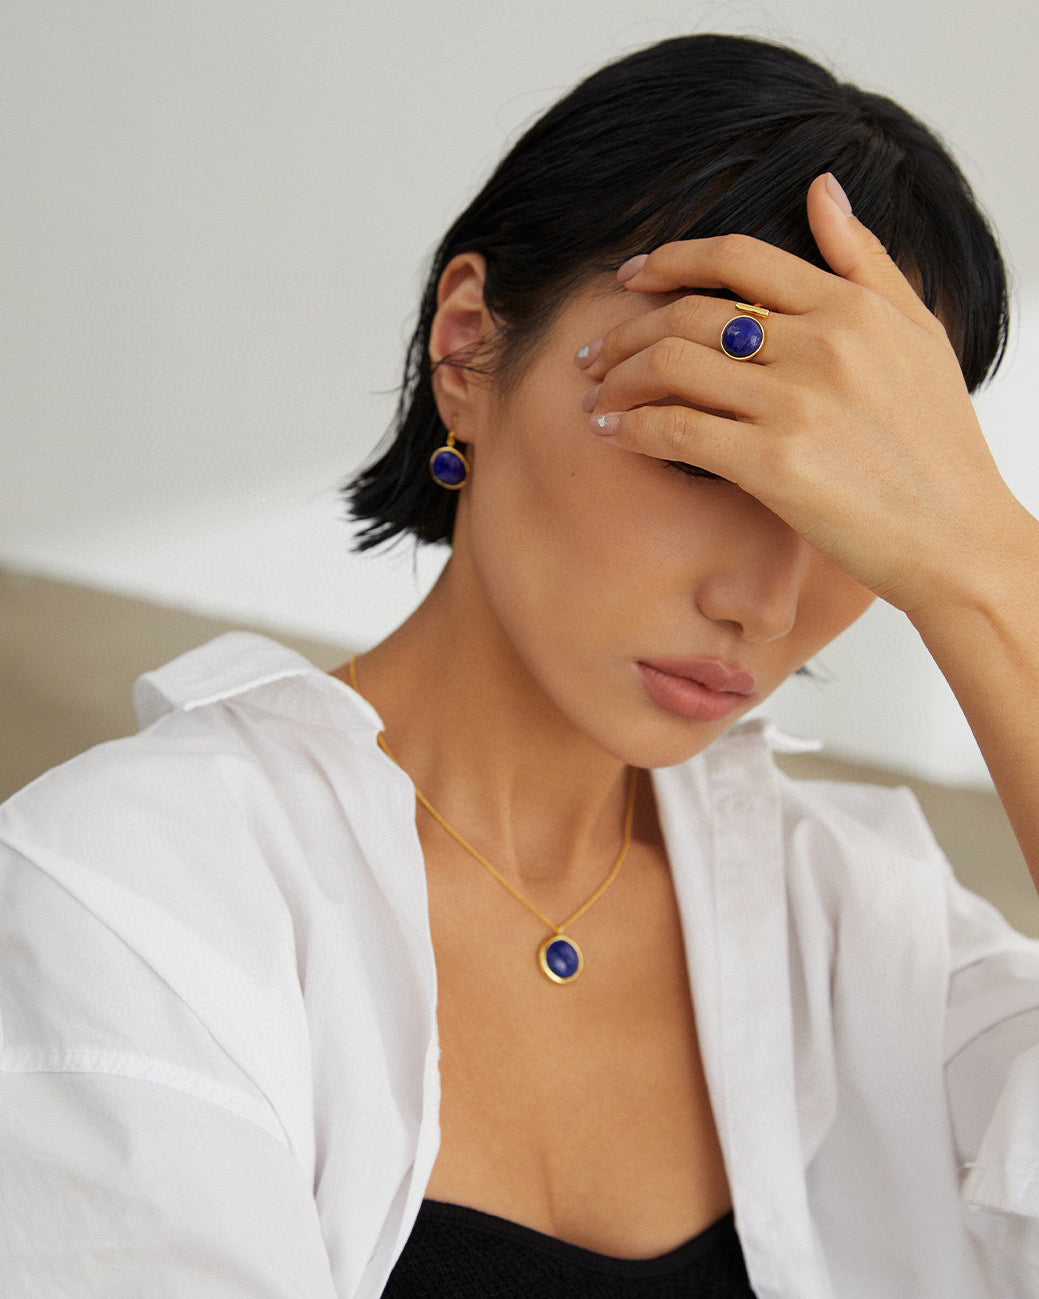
[537,933,584,984]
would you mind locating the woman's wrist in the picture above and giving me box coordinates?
[905,497,1039,645]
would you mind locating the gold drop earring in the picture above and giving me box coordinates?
[429,430,470,490]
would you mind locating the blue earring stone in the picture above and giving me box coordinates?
[538,934,584,983]
[429,443,469,489]
[720,315,765,360]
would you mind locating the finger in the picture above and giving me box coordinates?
[577,293,782,382]
[806,173,941,331]
[616,234,836,314]
[587,335,767,422]
[591,402,750,480]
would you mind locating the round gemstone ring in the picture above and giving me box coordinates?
[720,302,770,361]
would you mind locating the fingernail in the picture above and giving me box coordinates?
[617,254,648,282]
[574,337,602,368]
[824,173,853,215]
[590,412,619,436]
[581,383,601,413]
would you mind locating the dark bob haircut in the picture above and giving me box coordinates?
[347,33,1010,551]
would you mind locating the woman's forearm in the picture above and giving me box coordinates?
[910,504,1039,893]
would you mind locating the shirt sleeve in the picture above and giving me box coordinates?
[0,841,340,1299]
[944,867,1039,1220]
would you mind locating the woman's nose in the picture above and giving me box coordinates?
[694,509,810,643]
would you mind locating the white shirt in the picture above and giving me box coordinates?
[2,631,1039,1298]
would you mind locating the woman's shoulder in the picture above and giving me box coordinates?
[3,631,381,820]
[775,764,941,863]
[0,632,397,943]
[660,718,957,928]
[0,635,366,1166]
[666,717,942,863]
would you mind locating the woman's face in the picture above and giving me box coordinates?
[450,274,875,768]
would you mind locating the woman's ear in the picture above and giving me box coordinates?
[429,252,492,425]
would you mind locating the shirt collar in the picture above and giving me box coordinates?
[132,630,384,733]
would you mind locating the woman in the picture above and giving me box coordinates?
[2,32,1038,1299]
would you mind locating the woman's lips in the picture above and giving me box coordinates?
[637,657,757,723]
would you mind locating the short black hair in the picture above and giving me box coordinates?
[347,32,1010,551]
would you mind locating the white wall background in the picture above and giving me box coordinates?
[3,0,1037,784]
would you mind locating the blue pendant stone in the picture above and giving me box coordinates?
[720,315,764,360]
[545,938,581,980]
[430,448,467,487]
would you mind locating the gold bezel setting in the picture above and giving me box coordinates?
[429,445,470,490]
[720,314,765,360]
[537,933,584,984]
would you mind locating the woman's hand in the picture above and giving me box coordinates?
[581,177,1039,893]
[579,173,1030,620]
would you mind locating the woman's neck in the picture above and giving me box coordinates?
[336,558,638,891]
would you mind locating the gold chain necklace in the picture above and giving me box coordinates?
[348,656,638,984]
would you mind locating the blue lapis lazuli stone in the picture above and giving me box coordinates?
[721,316,764,359]
[545,938,581,980]
[431,448,467,487]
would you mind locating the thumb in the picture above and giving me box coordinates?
[807,173,933,324]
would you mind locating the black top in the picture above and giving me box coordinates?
[381,1199,758,1297]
